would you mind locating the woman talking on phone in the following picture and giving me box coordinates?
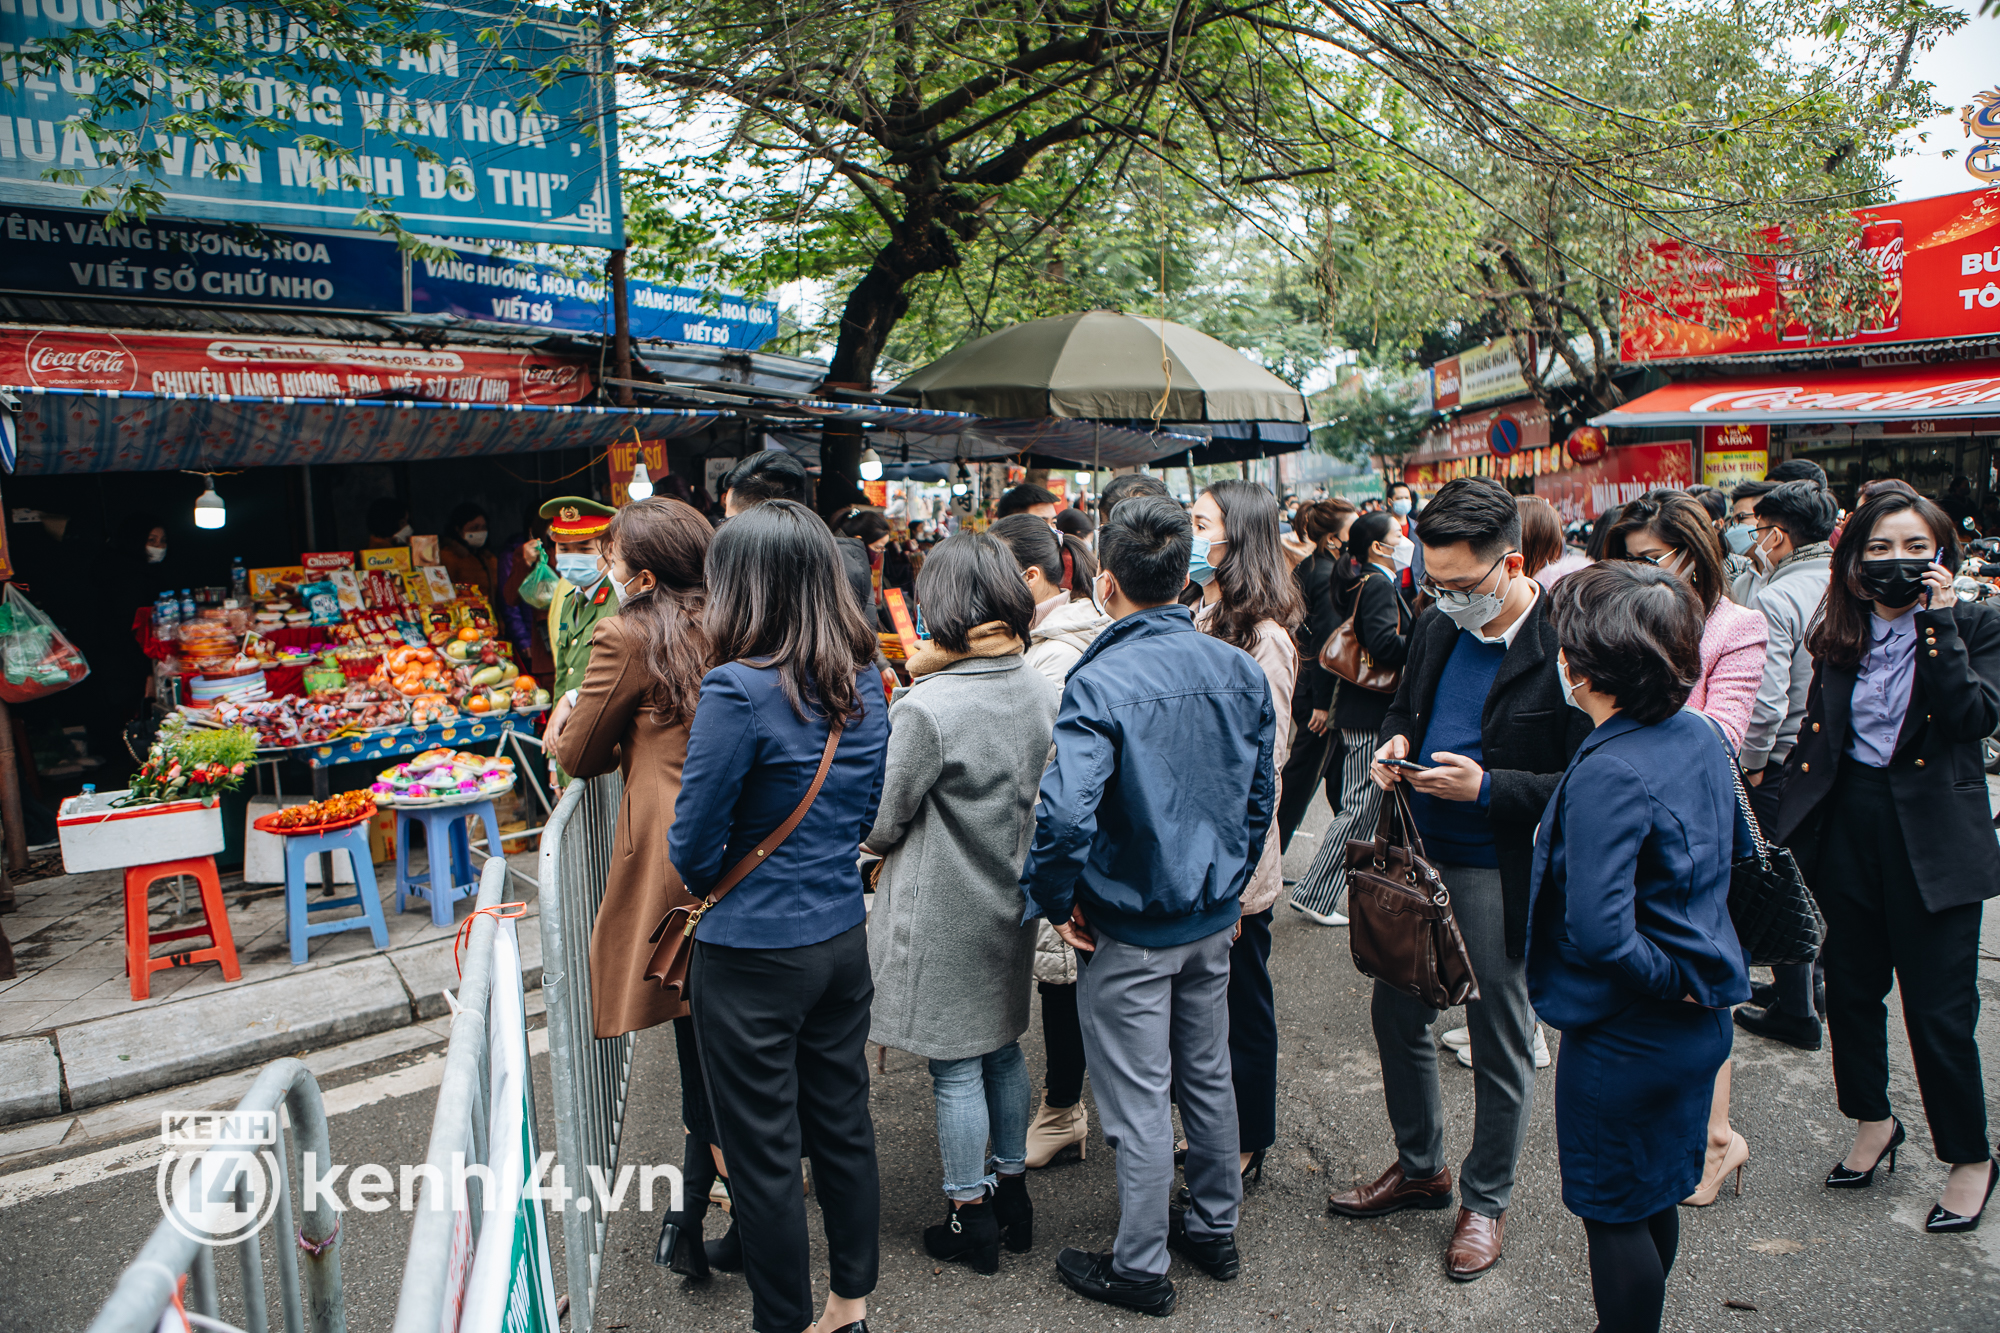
[1776,488,2000,1232]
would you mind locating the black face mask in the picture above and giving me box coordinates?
[1854,557,1933,607]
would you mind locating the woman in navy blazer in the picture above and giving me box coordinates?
[1527,563,1752,1333]
[668,501,889,1333]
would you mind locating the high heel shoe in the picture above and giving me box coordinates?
[1024,1094,1088,1168]
[923,1195,1001,1274]
[1242,1149,1266,1184]
[1925,1158,1998,1234]
[1826,1117,1904,1189]
[705,1216,743,1271]
[1680,1131,1749,1207]
[654,1208,711,1280]
[992,1172,1033,1252]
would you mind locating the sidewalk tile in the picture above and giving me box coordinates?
[0,1036,63,1123]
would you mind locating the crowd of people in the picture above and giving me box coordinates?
[534,449,1996,1333]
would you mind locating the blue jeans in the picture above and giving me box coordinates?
[929,1042,1031,1201]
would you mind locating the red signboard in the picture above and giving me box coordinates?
[1597,358,2000,426]
[1446,399,1548,457]
[0,327,592,406]
[1432,357,1461,411]
[1535,441,1695,522]
[1621,186,2000,362]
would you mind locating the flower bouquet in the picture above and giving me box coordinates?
[124,713,257,807]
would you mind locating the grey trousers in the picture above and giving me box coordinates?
[1076,922,1241,1281]
[1370,862,1536,1218]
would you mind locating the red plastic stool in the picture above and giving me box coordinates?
[124,856,242,1000]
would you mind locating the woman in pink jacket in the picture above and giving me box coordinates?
[1604,491,1768,1204]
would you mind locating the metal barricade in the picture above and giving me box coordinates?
[390,856,513,1333]
[84,1059,345,1333]
[534,773,631,1333]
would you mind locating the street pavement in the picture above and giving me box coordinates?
[5,796,1999,1332]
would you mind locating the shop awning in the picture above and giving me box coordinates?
[0,386,725,475]
[1591,359,2000,427]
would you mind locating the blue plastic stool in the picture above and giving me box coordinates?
[281,823,391,965]
[395,800,503,928]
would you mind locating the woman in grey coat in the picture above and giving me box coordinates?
[864,533,1060,1275]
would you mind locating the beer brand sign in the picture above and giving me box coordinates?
[1621,185,2000,361]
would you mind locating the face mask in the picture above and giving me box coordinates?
[1090,572,1111,618]
[1390,499,1412,517]
[1722,524,1756,555]
[464,530,487,548]
[555,553,603,587]
[1433,561,1510,635]
[393,524,414,543]
[1855,557,1932,606]
[1391,537,1415,571]
[145,545,167,564]
[1187,536,1223,588]
[1556,652,1590,713]
[614,571,648,604]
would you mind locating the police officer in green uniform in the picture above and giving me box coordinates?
[537,496,617,785]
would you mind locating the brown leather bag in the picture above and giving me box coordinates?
[1319,571,1403,694]
[644,720,843,1001]
[1343,785,1479,1008]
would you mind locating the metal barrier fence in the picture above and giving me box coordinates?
[389,855,513,1333]
[84,1059,345,1333]
[534,773,631,1333]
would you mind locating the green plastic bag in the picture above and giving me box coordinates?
[518,547,559,610]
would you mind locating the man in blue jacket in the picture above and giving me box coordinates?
[1022,495,1278,1316]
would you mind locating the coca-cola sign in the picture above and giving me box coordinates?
[23,331,137,390]
[1597,358,2000,427]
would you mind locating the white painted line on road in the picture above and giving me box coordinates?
[0,1028,547,1209]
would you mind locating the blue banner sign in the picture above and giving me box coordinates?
[0,205,407,313]
[411,251,779,350]
[0,1,621,247]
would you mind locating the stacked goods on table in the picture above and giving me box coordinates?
[370,749,517,805]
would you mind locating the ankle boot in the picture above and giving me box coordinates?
[705,1215,743,1272]
[656,1134,714,1280]
[923,1196,1000,1274]
[1024,1094,1087,1169]
[991,1172,1033,1252]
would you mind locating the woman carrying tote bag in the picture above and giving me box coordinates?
[1290,512,1413,926]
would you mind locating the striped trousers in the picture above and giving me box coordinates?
[1288,728,1385,917]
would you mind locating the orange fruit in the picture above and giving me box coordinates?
[458,627,481,642]
[466,695,491,713]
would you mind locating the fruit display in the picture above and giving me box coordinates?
[267,790,377,831]
[195,696,353,747]
[371,749,517,805]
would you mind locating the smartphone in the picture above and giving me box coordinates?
[1383,758,1433,773]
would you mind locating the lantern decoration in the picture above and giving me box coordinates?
[1566,425,1608,464]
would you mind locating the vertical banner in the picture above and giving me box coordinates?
[607,437,666,507]
[1700,424,1770,490]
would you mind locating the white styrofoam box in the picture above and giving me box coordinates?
[57,791,225,873]
[242,797,358,886]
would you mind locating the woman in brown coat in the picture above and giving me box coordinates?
[545,495,730,1281]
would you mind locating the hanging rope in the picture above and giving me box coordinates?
[1150,161,1173,431]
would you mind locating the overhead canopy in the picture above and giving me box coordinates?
[0,387,722,475]
[1592,359,2000,428]
[892,311,1307,424]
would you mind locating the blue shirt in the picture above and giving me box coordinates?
[1407,631,1502,866]
[1847,606,1919,768]
[667,662,888,950]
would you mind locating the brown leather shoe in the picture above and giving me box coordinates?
[1444,1207,1504,1281]
[1326,1161,1455,1219]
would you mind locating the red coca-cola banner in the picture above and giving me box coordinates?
[0,327,592,406]
[1621,186,2000,362]
[1535,441,1695,522]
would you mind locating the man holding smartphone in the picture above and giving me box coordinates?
[1325,477,1593,1284]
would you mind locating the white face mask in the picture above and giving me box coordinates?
[613,571,648,604]
[1430,557,1511,635]
[145,545,168,563]
[1090,571,1111,618]
[1391,537,1415,571]
[393,524,414,543]
[1557,652,1590,714]
[464,530,488,548]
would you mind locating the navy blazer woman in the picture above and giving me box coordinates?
[1527,707,1753,1221]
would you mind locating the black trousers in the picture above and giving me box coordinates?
[1276,668,1337,851]
[1583,1208,1680,1333]
[1816,764,1990,1164]
[1228,908,1278,1152]
[1038,980,1088,1108]
[691,924,880,1333]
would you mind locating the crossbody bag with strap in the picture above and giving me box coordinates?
[644,718,844,1000]
[1320,568,1404,694]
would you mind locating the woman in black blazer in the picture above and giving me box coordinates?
[1776,488,2000,1232]
[1288,511,1412,924]
[1276,500,1355,850]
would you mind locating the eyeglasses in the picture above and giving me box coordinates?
[1419,552,1509,600]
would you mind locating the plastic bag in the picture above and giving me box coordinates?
[517,548,559,610]
[0,583,89,703]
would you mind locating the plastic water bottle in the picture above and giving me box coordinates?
[154,592,178,637]
[230,556,248,602]
[180,588,197,621]
[75,783,96,811]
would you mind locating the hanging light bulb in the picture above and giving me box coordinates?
[858,446,884,482]
[192,475,226,529]
[951,482,968,496]
[1075,471,1090,485]
[626,459,654,502]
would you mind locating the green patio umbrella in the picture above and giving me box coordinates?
[891,310,1306,422]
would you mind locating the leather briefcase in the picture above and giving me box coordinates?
[1344,784,1480,1008]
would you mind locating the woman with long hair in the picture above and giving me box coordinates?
[1275,500,1355,851]
[1601,491,1770,1206]
[1190,479,1303,1180]
[668,501,891,1333]
[989,512,1105,1169]
[1778,490,2000,1232]
[864,533,1060,1273]
[1288,512,1413,927]
[543,498,727,1278]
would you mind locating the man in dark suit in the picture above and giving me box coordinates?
[1325,477,1593,1282]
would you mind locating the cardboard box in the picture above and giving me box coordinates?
[249,566,305,598]
[361,548,413,572]
[302,551,357,571]
[407,534,440,566]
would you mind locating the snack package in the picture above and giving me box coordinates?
[420,566,455,603]
[0,584,89,702]
[408,535,440,566]
[302,551,357,572]
[330,570,366,613]
[298,581,343,626]
[361,548,413,573]
[248,566,305,598]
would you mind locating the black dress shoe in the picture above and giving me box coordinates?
[819,1323,868,1333]
[924,1196,1000,1273]
[705,1217,743,1272]
[1733,1003,1822,1052]
[1826,1117,1904,1189]
[1925,1159,1998,1233]
[1167,1209,1240,1281]
[1056,1247,1177,1316]
[992,1172,1033,1253]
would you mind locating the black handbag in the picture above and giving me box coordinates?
[1697,714,1825,967]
